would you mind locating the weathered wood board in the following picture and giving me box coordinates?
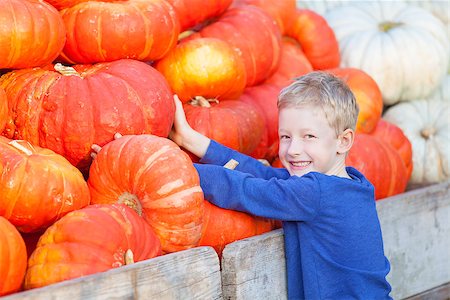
[4,246,222,300]
[220,181,450,300]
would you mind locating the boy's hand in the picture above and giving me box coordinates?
[169,94,210,158]
[168,95,191,148]
[90,133,123,159]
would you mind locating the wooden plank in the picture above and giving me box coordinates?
[404,282,450,300]
[379,181,450,299]
[221,229,286,300]
[220,181,450,300]
[4,246,222,300]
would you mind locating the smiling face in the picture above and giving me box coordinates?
[278,105,352,178]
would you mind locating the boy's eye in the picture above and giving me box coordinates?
[305,134,316,139]
[280,135,290,140]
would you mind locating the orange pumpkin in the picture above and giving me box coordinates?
[327,68,383,134]
[59,0,179,64]
[24,204,162,289]
[0,137,90,232]
[240,83,281,162]
[286,9,340,70]
[167,0,232,31]
[0,0,66,69]
[371,119,413,180]
[346,133,408,200]
[155,37,247,103]
[199,201,273,256]
[88,135,204,253]
[197,5,282,86]
[1,59,174,174]
[183,98,265,159]
[0,217,27,296]
[233,0,297,34]
[265,37,313,88]
[0,88,7,133]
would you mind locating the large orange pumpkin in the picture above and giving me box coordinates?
[240,83,281,162]
[286,9,340,70]
[24,204,162,289]
[0,137,90,232]
[88,135,204,253]
[371,119,413,180]
[183,98,265,159]
[59,0,179,64]
[199,201,273,256]
[197,5,282,86]
[0,88,7,133]
[167,0,232,31]
[233,0,297,34]
[346,133,408,200]
[327,68,383,134]
[155,37,247,103]
[1,59,174,174]
[264,37,313,88]
[0,0,66,69]
[0,217,27,296]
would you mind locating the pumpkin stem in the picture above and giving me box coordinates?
[118,192,143,217]
[224,159,239,170]
[54,63,81,77]
[8,140,33,156]
[178,30,195,41]
[420,127,436,139]
[189,96,219,108]
[125,249,134,265]
[379,21,403,32]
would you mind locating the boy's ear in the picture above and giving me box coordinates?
[337,128,354,154]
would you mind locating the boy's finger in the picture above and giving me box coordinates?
[91,144,102,153]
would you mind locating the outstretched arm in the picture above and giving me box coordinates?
[169,95,210,159]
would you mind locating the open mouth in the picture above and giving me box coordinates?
[290,161,311,168]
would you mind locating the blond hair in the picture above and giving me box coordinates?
[278,71,359,136]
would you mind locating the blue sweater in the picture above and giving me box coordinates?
[195,141,392,300]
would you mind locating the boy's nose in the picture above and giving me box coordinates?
[287,139,303,156]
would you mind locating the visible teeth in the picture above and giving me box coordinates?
[291,161,309,167]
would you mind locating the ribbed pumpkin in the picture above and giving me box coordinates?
[264,37,313,88]
[46,0,114,10]
[197,5,282,86]
[0,137,90,233]
[286,9,340,70]
[59,0,179,64]
[166,0,232,31]
[24,204,162,290]
[0,217,27,296]
[346,133,408,200]
[155,37,247,103]
[0,88,7,133]
[1,59,174,174]
[233,0,297,34]
[383,76,449,185]
[0,0,66,69]
[199,201,273,256]
[183,98,265,160]
[371,119,413,180]
[88,135,204,253]
[325,3,449,105]
[327,68,383,134]
[240,83,281,162]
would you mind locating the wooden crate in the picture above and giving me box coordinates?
[3,246,222,300]
[221,180,450,300]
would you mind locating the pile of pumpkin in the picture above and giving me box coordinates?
[0,0,448,296]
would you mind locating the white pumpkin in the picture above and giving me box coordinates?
[383,75,449,185]
[324,2,449,105]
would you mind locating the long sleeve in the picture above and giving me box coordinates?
[200,140,290,180]
[194,163,321,221]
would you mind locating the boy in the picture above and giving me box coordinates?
[169,71,392,299]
